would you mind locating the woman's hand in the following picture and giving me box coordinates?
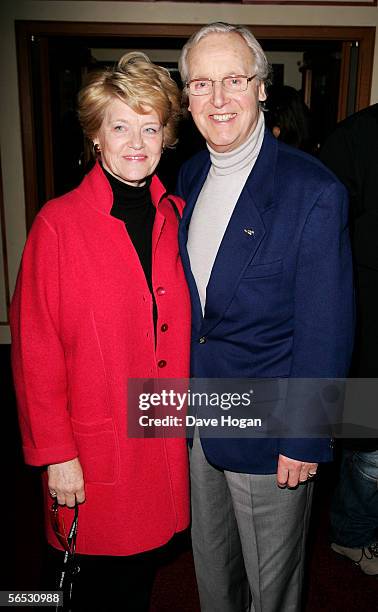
[48,457,85,507]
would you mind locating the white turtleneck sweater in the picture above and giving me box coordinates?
[187,111,265,314]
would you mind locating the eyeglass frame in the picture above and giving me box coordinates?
[185,74,257,96]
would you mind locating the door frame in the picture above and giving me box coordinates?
[0,154,10,325]
[16,21,375,230]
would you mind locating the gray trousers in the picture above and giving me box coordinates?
[190,431,313,612]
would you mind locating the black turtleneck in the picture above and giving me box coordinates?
[104,166,155,290]
[103,166,157,327]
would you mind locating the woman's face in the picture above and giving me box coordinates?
[93,98,164,186]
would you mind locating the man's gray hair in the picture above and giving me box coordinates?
[179,22,271,87]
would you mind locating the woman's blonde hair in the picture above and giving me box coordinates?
[78,51,181,150]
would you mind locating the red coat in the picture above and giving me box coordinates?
[10,163,191,556]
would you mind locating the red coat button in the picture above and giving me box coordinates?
[158,360,167,368]
[161,323,168,332]
[156,287,166,296]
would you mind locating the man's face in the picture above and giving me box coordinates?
[186,32,266,153]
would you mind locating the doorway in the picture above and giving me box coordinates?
[16,22,375,229]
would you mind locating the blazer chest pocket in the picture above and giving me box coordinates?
[243,259,283,279]
[71,418,119,485]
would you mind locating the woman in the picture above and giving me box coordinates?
[10,52,190,610]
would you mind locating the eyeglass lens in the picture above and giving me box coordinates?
[188,76,252,95]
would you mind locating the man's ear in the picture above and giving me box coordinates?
[258,81,267,103]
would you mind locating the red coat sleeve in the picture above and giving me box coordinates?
[10,214,78,466]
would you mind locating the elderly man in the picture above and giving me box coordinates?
[176,22,355,612]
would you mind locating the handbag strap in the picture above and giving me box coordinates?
[55,504,79,612]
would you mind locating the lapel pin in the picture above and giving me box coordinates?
[244,228,255,236]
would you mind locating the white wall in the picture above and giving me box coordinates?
[0,1,377,342]
[265,52,304,90]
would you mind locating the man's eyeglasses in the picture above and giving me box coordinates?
[186,75,257,96]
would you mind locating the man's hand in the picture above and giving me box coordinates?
[277,454,318,488]
[48,457,85,507]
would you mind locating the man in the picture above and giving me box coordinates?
[320,104,378,575]
[176,22,355,612]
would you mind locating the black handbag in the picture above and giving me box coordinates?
[49,501,80,612]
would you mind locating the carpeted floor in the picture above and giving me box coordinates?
[2,344,377,611]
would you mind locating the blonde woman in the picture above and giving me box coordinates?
[10,52,190,611]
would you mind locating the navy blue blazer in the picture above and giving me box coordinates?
[177,130,355,474]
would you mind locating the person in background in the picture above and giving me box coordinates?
[176,22,354,612]
[265,84,315,153]
[320,103,378,576]
[10,52,191,611]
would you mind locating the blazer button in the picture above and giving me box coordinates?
[158,359,167,368]
[156,287,166,296]
[161,323,168,332]
[199,336,206,344]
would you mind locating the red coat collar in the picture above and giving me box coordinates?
[78,161,167,215]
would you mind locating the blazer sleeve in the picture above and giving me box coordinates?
[278,180,355,462]
[10,215,78,466]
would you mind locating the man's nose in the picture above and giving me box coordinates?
[211,81,229,108]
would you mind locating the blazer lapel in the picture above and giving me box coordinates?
[179,157,211,333]
[202,131,278,337]
[201,190,265,336]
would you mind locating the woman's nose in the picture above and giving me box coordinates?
[128,130,144,149]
